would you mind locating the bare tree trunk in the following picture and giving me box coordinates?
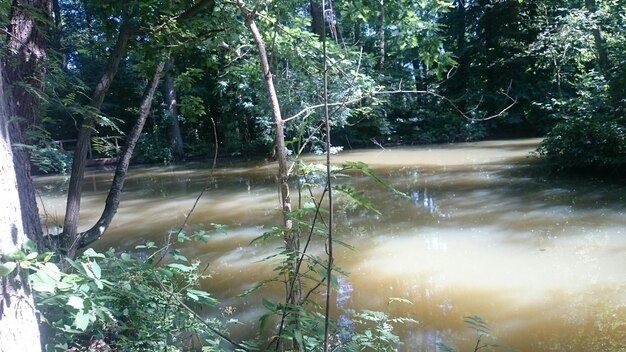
[0,62,42,352]
[310,0,324,37]
[62,21,131,254]
[165,61,184,161]
[4,0,53,251]
[66,61,166,257]
[235,0,302,311]
[376,0,385,70]
[234,4,303,350]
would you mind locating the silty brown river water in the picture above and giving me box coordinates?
[35,138,626,351]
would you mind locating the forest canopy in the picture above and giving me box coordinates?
[1,0,623,172]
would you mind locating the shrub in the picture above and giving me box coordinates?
[28,238,231,351]
[536,115,626,169]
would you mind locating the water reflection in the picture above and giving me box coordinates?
[34,138,626,351]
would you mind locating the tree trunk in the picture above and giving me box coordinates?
[376,0,385,69]
[66,61,166,257]
[165,61,184,161]
[0,62,42,352]
[62,2,217,257]
[451,0,468,110]
[4,0,53,251]
[62,21,131,255]
[234,4,303,350]
[310,0,324,37]
[51,0,66,68]
[584,0,620,112]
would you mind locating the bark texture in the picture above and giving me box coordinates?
[376,0,385,69]
[4,0,53,250]
[69,61,166,256]
[0,61,42,352]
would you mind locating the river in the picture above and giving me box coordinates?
[34,138,626,351]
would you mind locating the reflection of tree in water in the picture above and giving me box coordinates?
[410,187,447,218]
[336,276,354,342]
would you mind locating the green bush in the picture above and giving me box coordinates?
[31,145,73,174]
[28,238,231,351]
[536,115,626,169]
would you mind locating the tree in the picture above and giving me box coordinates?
[164,60,185,161]
[0,63,42,352]
[4,0,53,250]
[61,0,216,258]
[64,60,166,258]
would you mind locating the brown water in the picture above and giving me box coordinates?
[35,138,626,351]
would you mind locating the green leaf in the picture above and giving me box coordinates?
[388,297,413,305]
[67,296,85,310]
[90,261,102,280]
[82,248,105,258]
[22,239,37,253]
[186,290,199,301]
[120,253,132,261]
[167,263,193,272]
[0,262,17,276]
[74,311,91,331]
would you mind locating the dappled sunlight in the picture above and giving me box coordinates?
[34,138,626,351]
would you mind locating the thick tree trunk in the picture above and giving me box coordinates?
[67,61,166,257]
[4,0,53,251]
[0,63,42,352]
[62,21,131,254]
[165,61,184,161]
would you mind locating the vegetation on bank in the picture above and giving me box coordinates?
[6,0,623,174]
[1,0,626,351]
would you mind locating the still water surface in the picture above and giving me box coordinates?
[35,138,626,351]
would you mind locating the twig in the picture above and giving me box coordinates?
[151,270,250,350]
[153,109,221,267]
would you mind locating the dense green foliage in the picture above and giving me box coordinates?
[1,0,619,171]
[30,239,229,351]
[3,0,626,350]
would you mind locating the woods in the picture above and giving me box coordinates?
[5,0,624,173]
[1,0,626,350]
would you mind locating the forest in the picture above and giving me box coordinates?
[1,0,625,351]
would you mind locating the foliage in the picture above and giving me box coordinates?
[529,1,626,170]
[536,115,626,169]
[438,315,504,352]
[1,232,232,352]
[137,115,174,164]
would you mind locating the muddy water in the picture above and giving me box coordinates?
[35,138,626,351]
